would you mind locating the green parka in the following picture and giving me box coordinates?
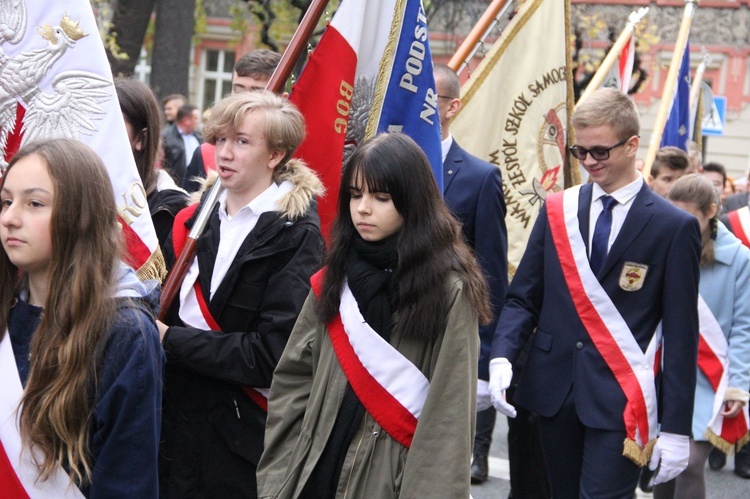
[257,275,478,498]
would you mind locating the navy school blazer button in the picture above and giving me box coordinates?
[576,341,583,349]
[447,170,454,175]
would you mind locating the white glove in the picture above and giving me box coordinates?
[649,432,690,485]
[477,379,492,411]
[489,357,517,418]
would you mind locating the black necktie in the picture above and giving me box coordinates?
[590,195,617,275]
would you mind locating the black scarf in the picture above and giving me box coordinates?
[301,235,399,497]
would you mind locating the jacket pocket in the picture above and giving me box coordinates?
[532,330,553,352]
[209,394,266,465]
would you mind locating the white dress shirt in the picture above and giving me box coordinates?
[587,175,644,256]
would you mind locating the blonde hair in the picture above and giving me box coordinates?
[667,174,718,265]
[0,139,121,486]
[572,88,640,140]
[202,91,305,181]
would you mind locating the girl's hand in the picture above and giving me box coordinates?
[721,400,744,419]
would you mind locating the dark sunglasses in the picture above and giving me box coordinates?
[569,137,630,161]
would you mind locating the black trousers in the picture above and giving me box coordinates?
[537,390,641,499]
[507,385,550,499]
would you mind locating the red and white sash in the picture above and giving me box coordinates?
[546,186,661,465]
[0,332,84,498]
[698,296,750,452]
[310,270,430,448]
[171,207,269,411]
[726,206,750,249]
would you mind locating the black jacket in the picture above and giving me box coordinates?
[162,124,203,186]
[159,162,325,498]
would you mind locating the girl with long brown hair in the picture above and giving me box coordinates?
[258,132,491,498]
[0,139,163,497]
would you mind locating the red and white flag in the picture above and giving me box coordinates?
[290,0,442,239]
[0,0,161,281]
[604,33,635,93]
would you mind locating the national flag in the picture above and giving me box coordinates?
[451,0,574,277]
[0,0,162,281]
[289,0,442,239]
[603,32,635,93]
[660,42,691,151]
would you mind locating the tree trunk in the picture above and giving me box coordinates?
[107,0,157,77]
[150,0,196,100]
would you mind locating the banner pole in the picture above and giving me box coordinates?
[642,0,699,179]
[159,0,331,318]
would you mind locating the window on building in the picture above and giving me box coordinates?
[199,48,235,111]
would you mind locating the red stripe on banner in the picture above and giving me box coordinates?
[192,270,269,413]
[0,441,29,499]
[119,216,153,270]
[241,386,268,412]
[546,193,651,442]
[721,411,749,445]
[3,104,26,165]
[290,25,357,242]
[728,209,750,249]
[172,204,200,258]
[618,37,631,83]
[193,281,221,331]
[326,312,417,447]
[200,144,216,173]
[698,336,724,392]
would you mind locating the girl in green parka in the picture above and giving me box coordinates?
[257,132,491,498]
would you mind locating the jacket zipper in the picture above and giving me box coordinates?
[342,429,367,498]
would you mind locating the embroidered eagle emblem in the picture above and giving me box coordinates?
[0,2,111,168]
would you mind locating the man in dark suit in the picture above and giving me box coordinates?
[489,88,701,498]
[433,64,509,486]
[162,104,203,186]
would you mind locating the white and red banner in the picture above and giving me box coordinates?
[0,332,84,498]
[603,33,635,93]
[727,207,750,249]
[0,0,160,280]
[290,0,442,239]
[311,271,429,448]
[451,0,574,278]
[698,296,750,452]
[546,186,661,465]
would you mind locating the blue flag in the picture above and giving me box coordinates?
[366,0,444,190]
[660,42,691,151]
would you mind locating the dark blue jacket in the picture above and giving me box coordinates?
[492,183,700,435]
[443,139,508,380]
[9,269,163,498]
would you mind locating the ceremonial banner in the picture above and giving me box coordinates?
[603,32,635,93]
[0,0,162,280]
[660,42,691,151]
[290,0,442,238]
[451,0,574,276]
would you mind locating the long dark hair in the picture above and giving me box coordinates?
[0,139,121,485]
[115,78,162,194]
[317,133,491,340]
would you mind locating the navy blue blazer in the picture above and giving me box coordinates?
[491,182,701,435]
[443,140,508,381]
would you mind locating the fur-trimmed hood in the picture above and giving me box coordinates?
[191,158,324,221]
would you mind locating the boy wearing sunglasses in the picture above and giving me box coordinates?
[488,88,701,498]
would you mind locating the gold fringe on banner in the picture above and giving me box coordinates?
[136,247,167,283]
[623,437,657,467]
[705,429,750,456]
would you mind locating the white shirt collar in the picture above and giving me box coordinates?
[591,174,643,206]
[441,134,453,163]
[218,180,293,221]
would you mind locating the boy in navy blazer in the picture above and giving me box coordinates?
[489,88,701,498]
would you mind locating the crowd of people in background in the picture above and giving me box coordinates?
[3,46,750,499]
